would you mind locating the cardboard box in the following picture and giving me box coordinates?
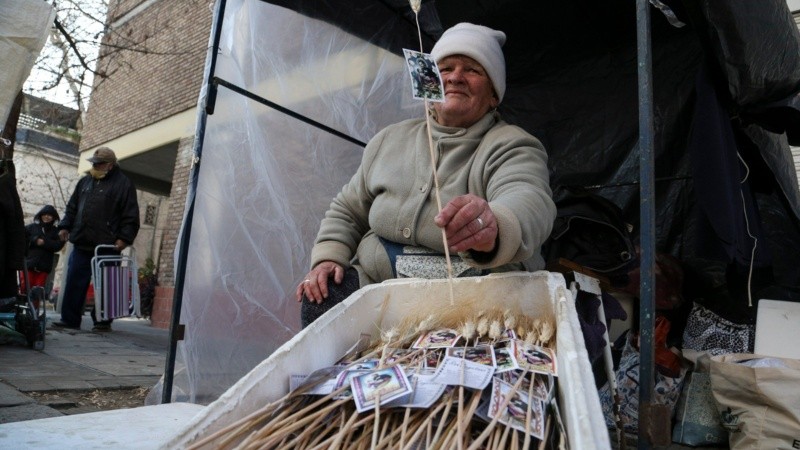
[167,271,609,449]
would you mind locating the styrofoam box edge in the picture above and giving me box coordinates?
[166,271,609,449]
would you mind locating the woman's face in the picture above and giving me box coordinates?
[433,55,498,128]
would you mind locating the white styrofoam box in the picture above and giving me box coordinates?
[0,403,204,449]
[166,271,609,449]
[755,299,800,360]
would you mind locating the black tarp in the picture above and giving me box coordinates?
[257,0,800,315]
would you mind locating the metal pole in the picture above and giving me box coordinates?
[636,0,657,448]
[162,0,227,404]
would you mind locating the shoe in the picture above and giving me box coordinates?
[92,324,112,332]
[52,321,80,330]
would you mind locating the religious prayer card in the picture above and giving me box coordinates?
[488,377,546,438]
[513,340,558,376]
[446,344,497,367]
[403,49,445,102]
[412,328,462,349]
[350,366,413,413]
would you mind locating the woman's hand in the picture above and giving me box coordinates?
[435,193,497,253]
[295,261,345,303]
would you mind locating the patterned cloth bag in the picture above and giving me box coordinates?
[682,303,753,355]
[598,331,687,434]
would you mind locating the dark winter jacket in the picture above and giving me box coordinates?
[25,205,64,273]
[59,166,140,252]
[0,160,26,297]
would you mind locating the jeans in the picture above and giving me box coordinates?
[61,247,117,328]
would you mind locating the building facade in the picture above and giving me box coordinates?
[79,0,212,327]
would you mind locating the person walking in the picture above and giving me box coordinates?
[23,205,64,307]
[53,147,140,332]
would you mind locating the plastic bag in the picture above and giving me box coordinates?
[710,353,800,449]
[671,353,727,446]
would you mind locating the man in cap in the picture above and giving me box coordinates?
[53,147,140,332]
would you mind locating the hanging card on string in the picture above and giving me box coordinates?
[403,49,445,102]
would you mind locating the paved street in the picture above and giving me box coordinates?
[0,313,169,424]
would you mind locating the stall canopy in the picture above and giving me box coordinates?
[162,0,800,403]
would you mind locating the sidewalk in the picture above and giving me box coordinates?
[0,313,169,424]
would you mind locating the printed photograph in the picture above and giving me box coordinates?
[513,341,558,376]
[412,328,461,349]
[493,344,519,373]
[488,378,545,438]
[351,366,412,412]
[447,344,496,367]
[403,48,445,102]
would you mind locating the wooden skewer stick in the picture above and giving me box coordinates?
[423,100,455,306]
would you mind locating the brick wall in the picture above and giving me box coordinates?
[81,0,211,149]
[149,134,193,329]
[157,135,194,287]
[109,0,149,21]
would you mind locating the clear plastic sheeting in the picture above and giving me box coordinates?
[0,0,54,126]
[172,0,423,403]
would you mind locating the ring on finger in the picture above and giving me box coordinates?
[476,217,485,229]
[303,279,311,284]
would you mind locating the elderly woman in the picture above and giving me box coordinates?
[296,23,556,326]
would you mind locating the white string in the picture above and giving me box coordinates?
[736,151,757,307]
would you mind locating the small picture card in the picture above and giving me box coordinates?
[488,378,546,438]
[493,344,519,373]
[503,328,518,340]
[350,366,413,413]
[385,369,446,409]
[430,355,495,390]
[412,328,461,349]
[502,372,553,401]
[403,49,445,102]
[333,369,371,399]
[447,344,496,367]
[423,349,443,369]
[514,341,558,376]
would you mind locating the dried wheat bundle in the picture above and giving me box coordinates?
[188,308,565,450]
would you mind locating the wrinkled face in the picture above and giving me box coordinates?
[432,55,498,128]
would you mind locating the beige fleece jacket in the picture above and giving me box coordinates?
[310,111,556,284]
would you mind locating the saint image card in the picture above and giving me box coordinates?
[513,341,558,376]
[423,349,443,369]
[403,48,445,102]
[333,369,371,399]
[493,344,519,373]
[412,328,461,349]
[488,377,546,438]
[446,344,496,367]
[502,372,553,401]
[350,366,413,413]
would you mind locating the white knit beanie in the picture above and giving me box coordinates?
[431,23,507,102]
